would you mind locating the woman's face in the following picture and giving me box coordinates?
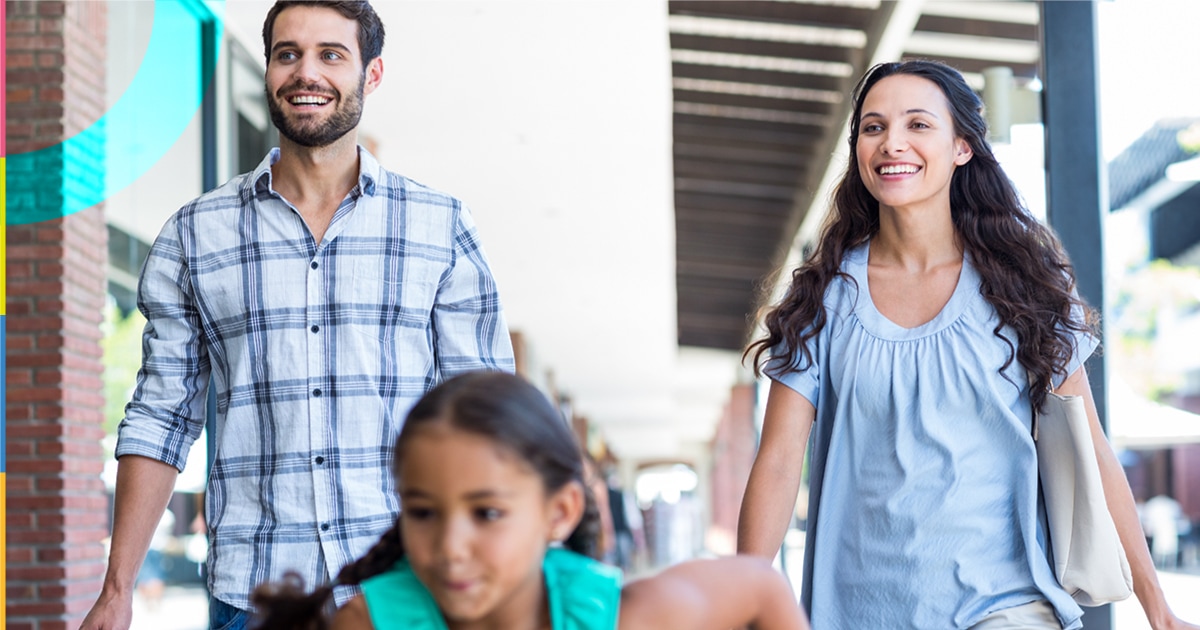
[855,73,973,214]
[397,423,581,629]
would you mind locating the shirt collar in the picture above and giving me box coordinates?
[248,145,380,199]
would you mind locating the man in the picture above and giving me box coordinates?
[81,3,514,628]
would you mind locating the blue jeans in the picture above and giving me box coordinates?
[209,596,251,630]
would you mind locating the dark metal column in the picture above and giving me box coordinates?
[1040,2,1111,628]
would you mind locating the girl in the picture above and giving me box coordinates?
[737,60,1198,629]
[253,371,809,630]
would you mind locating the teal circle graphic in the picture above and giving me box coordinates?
[6,1,225,225]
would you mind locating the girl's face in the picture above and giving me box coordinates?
[855,73,973,214]
[398,423,582,629]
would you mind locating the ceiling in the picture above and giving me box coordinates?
[670,0,1042,351]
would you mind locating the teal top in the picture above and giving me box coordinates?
[360,548,623,630]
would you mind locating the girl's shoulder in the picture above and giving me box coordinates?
[544,549,623,630]
[360,559,447,630]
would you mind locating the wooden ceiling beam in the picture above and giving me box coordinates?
[674,191,791,216]
[669,1,873,31]
[672,62,846,93]
[674,118,822,148]
[674,88,836,116]
[675,177,796,201]
[674,142,810,167]
[677,260,770,282]
[913,15,1038,41]
[903,53,1037,78]
[670,33,861,67]
[674,158,800,185]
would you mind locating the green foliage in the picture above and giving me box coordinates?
[100,298,147,442]
[1110,259,1200,400]
[1179,122,1200,154]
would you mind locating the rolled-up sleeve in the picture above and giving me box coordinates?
[115,216,209,471]
[431,204,515,379]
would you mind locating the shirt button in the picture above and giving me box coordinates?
[310,325,320,333]
[312,388,322,397]
[315,456,325,465]
[321,523,330,532]
[310,261,319,269]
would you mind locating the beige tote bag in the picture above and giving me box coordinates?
[1034,391,1133,606]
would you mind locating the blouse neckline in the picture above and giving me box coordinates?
[846,242,978,341]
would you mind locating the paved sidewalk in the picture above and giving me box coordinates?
[130,585,208,630]
[1113,570,1200,628]
[138,567,1200,629]
[781,534,1200,628]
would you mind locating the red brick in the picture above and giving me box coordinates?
[5,423,66,439]
[8,69,64,85]
[33,370,64,386]
[6,440,35,457]
[7,0,36,15]
[7,300,35,317]
[37,1,65,16]
[5,312,64,330]
[38,16,64,32]
[37,578,102,602]
[34,225,66,242]
[7,547,35,564]
[7,33,65,50]
[4,386,61,404]
[7,86,36,104]
[7,601,69,617]
[7,583,37,602]
[5,476,34,494]
[39,543,106,564]
[35,297,66,312]
[37,51,64,67]
[38,86,65,102]
[35,121,65,138]
[7,281,66,299]
[8,368,35,386]
[37,333,66,348]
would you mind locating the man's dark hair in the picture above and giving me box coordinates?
[262,1,385,70]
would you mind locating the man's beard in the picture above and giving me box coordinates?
[267,73,365,148]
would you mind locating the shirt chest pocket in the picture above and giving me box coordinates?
[345,256,441,343]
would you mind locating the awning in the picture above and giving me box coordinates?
[1108,380,1200,449]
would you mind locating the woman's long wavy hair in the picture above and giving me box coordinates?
[250,371,603,630]
[747,60,1098,412]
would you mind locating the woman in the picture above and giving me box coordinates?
[737,60,1197,629]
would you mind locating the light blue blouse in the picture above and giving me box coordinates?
[770,243,1096,630]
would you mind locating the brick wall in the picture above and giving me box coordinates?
[707,383,758,553]
[5,2,110,628]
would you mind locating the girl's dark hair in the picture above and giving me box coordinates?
[746,60,1098,412]
[262,1,385,70]
[251,371,602,629]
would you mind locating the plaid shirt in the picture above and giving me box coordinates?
[116,148,514,609]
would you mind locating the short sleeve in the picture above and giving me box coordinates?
[1053,300,1100,389]
[765,343,820,408]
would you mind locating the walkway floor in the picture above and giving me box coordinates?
[133,569,1200,629]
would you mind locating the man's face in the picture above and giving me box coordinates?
[264,5,380,148]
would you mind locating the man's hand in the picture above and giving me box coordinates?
[79,586,134,630]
